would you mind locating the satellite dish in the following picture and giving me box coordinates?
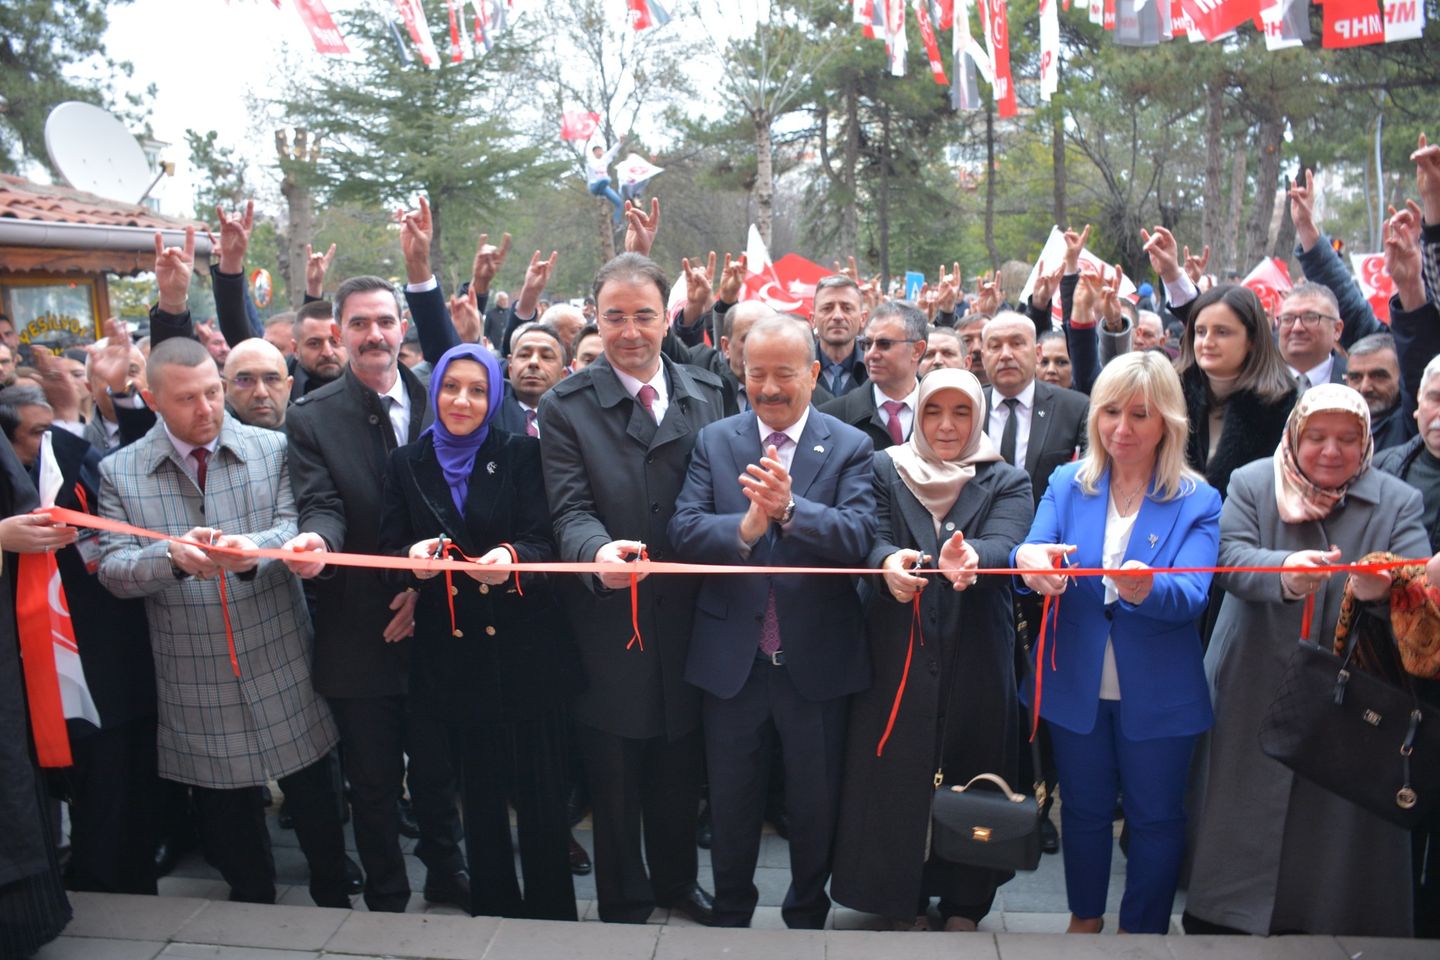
[44,102,154,204]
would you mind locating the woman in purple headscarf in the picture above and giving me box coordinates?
[379,343,580,921]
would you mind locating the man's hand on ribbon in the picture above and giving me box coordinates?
[281,532,328,578]
[595,539,648,588]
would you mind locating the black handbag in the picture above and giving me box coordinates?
[927,604,1044,872]
[1259,615,1440,830]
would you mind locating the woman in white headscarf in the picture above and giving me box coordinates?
[1186,383,1431,937]
[830,369,1035,932]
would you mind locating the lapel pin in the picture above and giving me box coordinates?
[813,444,824,453]
[1037,410,1047,418]
[1147,534,1158,549]
[486,462,497,475]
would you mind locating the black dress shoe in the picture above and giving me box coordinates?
[1040,816,1060,855]
[423,870,471,910]
[344,854,364,895]
[568,835,592,876]
[661,884,716,926]
[397,798,420,840]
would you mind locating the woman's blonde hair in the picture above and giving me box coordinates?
[1076,351,1203,501]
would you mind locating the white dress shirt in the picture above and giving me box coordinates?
[379,375,411,447]
[614,366,670,424]
[987,379,1037,469]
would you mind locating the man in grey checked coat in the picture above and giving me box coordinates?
[97,336,350,907]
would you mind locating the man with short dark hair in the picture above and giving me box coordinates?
[810,276,869,401]
[820,301,925,449]
[286,258,468,913]
[495,324,569,437]
[920,326,966,377]
[0,343,15,387]
[98,336,348,907]
[541,252,726,925]
[571,324,602,371]
[291,300,348,399]
[1345,332,1409,450]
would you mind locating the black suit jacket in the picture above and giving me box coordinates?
[491,386,535,437]
[286,365,430,698]
[818,381,918,452]
[539,355,726,741]
[378,430,579,726]
[985,379,1090,505]
[38,429,155,733]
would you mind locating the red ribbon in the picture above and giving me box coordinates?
[627,546,650,651]
[217,572,240,678]
[876,593,925,757]
[1029,557,1064,742]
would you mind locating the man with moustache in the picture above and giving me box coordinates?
[493,324,569,437]
[285,267,468,912]
[819,301,925,450]
[669,317,874,928]
[1343,333,1411,451]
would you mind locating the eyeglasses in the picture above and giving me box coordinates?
[857,337,923,352]
[599,312,663,329]
[1276,311,1337,328]
[227,373,287,390]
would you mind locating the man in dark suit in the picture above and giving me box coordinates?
[285,263,467,912]
[981,312,1089,506]
[494,324,569,438]
[810,276,869,402]
[980,309,1088,854]
[669,317,875,929]
[818,300,925,451]
[290,301,348,401]
[540,253,727,925]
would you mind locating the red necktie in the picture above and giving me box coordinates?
[636,384,659,423]
[191,447,209,492]
[881,400,906,446]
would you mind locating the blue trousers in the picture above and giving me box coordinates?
[1047,700,1195,933]
[588,179,624,225]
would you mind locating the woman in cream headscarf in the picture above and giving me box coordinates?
[1186,383,1431,938]
[830,368,1035,932]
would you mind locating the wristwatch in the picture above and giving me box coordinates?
[166,544,189,580]
[778,499,796,525]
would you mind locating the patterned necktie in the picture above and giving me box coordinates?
[1296,372,1312,394]
[636,384,659,423]
[191,447,209,492]
[758,431,789,657]
[881,400,906,446]
[1000,397,1020,466]
[525,408,538,438]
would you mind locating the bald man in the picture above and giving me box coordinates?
[224,338,294,430]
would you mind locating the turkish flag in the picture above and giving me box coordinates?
[561,108,600,141]
[739,226,831,317]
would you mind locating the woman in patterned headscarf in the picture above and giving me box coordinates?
[1187,383,1432,938]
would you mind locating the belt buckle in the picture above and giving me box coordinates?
[767,649,785,666]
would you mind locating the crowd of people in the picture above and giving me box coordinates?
[1,134,1439,956]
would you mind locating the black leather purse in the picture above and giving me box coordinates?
[1259,607,1440,830]
[928,621,1044,872]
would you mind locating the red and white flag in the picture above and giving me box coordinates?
[1350,252,1394,323]
[980,0,1017,118]
[627,0,672,30]
[561,107,600,141]
[445,0,465,61]
[616,154,664,190]
[393,0,440,67]
[1241,257,1293,318]
[886,0,908,76]
[1180,0,1260,40]
[1039,0,1060,99]
[292,0,348,54]
[914,0,949,85]
[1383,0,1425,41]
[1020,226,1139,327]
[1323,0,1385,46]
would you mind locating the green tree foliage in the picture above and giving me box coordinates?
[185,128,248,219]
[275,3,556,287]
[0,0,146,175]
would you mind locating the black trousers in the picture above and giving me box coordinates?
[703,658,847,929]
[576,722,702,923]
[59,717,161,895]
[457,708,576,920]
[188,754,349,907]
[328,694,465,912]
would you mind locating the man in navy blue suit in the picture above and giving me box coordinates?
[669,316,876,929]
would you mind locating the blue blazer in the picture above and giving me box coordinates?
[668,409,876,702]
[1011,461,1221,740]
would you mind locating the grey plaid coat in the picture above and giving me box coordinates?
[98,415,337,788]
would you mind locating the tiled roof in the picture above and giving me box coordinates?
[0,173,203,230]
